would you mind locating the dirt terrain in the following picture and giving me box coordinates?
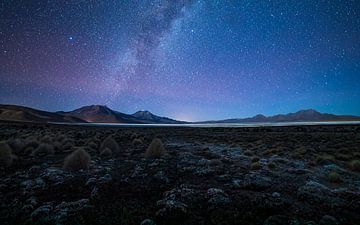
[0,122,360,225]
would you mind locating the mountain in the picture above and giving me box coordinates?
[0,104,86,123]
[132,110,182,124]
[57,105,144,123]
[206,109,360,123]
[58,105,183,124]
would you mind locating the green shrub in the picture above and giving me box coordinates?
[63,148,91,171]
[145,138,165,159]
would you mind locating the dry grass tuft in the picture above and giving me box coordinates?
[31,144,54,157]
[6,138,25,154]
[100,148,112,158]
[63,148,91,171]
[0,141,14,167]
[132,138,143,146]
[145,138,166,159]
[100,136,120,154]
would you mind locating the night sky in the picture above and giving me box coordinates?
[1,0,360,121]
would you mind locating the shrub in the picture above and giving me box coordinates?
[335,153,352,161]
[250,162,261,170]
[251,156,260,162]
[243,150,253,156]
[328,171,341,183]
[130,133,138,140]
[316,154,336,165]
[7,138,25,154]
[0,141,13,167]
[268,162,276,170]
[132,138,143,146]
[31,144,54,157]
[145,138,165,159]
[40,135,52,144]
[349,160,360,172]
[63,148,91,171]
[100,136,120,154]
[100,148,112,158]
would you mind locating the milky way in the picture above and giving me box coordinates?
[1,0,360,121]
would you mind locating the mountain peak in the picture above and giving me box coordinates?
[294,109,321,115]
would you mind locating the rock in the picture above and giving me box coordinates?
[98,174,112,184]
[31,203,53,221]
[263,215,300,225]
[319,215,339,225]
[272,192,281,198]
[85,177,97,187]
[91,186,99,200]
[140,219,157,225]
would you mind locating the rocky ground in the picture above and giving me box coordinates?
[0,122,360,225]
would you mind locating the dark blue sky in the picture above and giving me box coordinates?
[1,0,360,121]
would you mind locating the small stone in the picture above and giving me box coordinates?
[140,219,157,225]
[85,177,97,187]
[91,186,99,199]
[99,174,112,184]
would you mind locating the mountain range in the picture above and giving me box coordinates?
[0,104,359,124]
[57,105,181,124]
[202,109,360,123]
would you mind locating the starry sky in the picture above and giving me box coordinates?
[1,0,360,121]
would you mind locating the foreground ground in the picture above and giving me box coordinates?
[0,122,360,225]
